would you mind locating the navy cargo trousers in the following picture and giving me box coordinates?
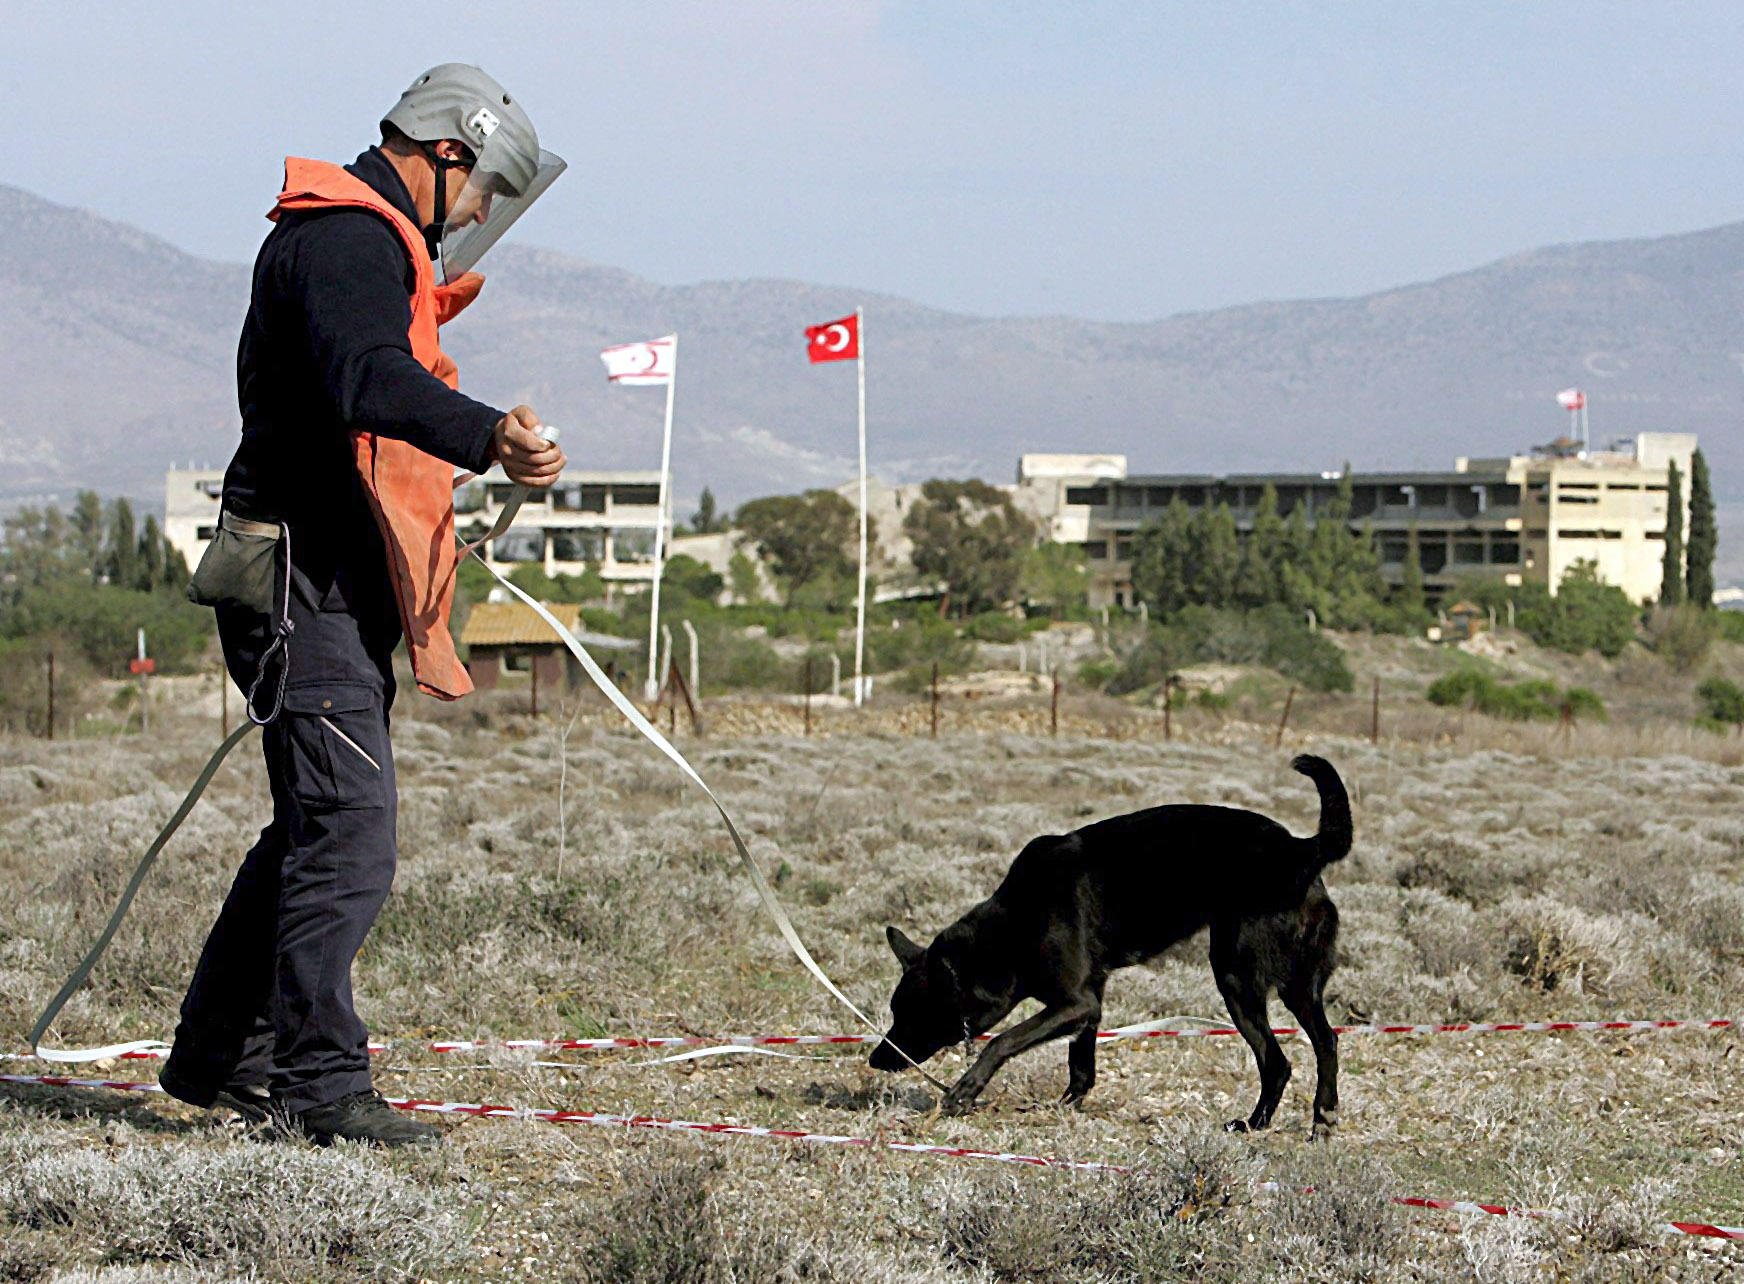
[167,576,401,1113]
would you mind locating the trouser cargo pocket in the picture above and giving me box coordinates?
[279,682,388,811]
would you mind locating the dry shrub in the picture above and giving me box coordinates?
[1497,897,1640,995]
[0,1130,469,1281]
[1257,1149,1406,1283]
[577,1143,833,1283]
[933,1129,1249,1282]
[1391,832,1544,908]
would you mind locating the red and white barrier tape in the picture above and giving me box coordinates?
[8,1016,1730,1062]
[2,1072,1738,1243]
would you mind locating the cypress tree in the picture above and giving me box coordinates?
[105,498,141,590]
[1686,450,1716,609]
[1660,460,1685,607]
[1399,524,1425,613]
[1235,484,1284,607]
[1131,498,1192,615]
[1193,503,1242,608]
[137,515,167,592]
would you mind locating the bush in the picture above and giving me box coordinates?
[1716,610,1744,644]
[961,612,1028,643]
[1454,562,1640,658]
[1647,604,1717,673]
[1105,606,1353,695]
[1426,669,1606,722]
[1696,676,1744,727]
[1,582,212,675]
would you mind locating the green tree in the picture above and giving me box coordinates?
[736,490,861,604]
[728,549,762,604]
[660,553,725,603]
[903,479,1036,614]
[1277,502,1315,610]
[1018,542,1089,617]
[104,498,141,590]
[136,514,167,592]
[1129,498,1192,615]
[1686,449,1716,609]
[1189,503,1242,608]
[1234,484,1284,607]
[1397,524,1425,615]
[1549,560,1639,657]
[71,490,106,580]
[689,486,723,535]
[1660,460,1685,606]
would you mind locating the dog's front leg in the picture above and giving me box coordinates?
[943,1001,1097,1115]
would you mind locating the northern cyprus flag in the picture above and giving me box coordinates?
[600,335,676,385]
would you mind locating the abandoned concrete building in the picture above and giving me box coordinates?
[1012,434,1697,608]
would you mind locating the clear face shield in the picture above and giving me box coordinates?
[438,148,567,283]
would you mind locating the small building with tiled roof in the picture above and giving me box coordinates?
[460,599,637,694]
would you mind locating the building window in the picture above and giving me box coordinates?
[1454,540,1485,564]
[612,529,656,563]
[1115,539,1133,560]
[1145,486,1171,506]
[196,479,223,498]
[1556,494,1599,504]
[1065,486,1109,506]
[1084,540,1108,560]
[614,484,661,508]
[1378,536,1408,565]
[488,483,519,506]
[1420,542,1448,574]
[552,531,605,562]
[554,484,608,513]
[1489,538,1520,564]
[196,525,216,541]
[492,528,544,562]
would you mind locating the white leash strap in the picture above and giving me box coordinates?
[476,518,951,1093]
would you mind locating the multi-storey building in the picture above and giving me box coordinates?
[164,467,670,594]
[1024,433,1695,608]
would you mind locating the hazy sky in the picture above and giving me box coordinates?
[11,2,1744,320]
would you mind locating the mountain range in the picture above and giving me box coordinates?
[3,181,1740,524]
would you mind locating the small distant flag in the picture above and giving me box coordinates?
[805,313,860,363]
[600,335,676,385]
[1555,387,1586,411]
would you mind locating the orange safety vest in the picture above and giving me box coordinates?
[271,157,485,700]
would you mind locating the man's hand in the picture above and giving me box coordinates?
[492,405,566,488]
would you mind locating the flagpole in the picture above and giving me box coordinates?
[645,334,677,702]
[854,306,868,708]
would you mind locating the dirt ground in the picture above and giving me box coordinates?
[2,662,1741,1281]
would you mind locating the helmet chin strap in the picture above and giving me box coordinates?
[421,143,469,262]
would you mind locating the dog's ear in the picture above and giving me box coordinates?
[886,925,925,967]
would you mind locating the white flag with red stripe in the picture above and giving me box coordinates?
[601,335,676,385]
[1556,387,1585,411]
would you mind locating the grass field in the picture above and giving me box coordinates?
[2,660,1742,1281]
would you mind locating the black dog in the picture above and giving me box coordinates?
[870,754,1349,1134]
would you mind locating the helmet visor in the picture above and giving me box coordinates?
[439,147,567,282]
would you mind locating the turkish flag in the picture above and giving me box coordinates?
[805,313,860,363]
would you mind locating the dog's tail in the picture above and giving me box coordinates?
[1292,754,1352,869]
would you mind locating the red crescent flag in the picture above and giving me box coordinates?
[805,313,860,363]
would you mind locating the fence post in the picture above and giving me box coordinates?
[530,654,540,718]
[1050,667,1059,738]
[930,661,940,739]
[1273,685,1296,749]
[1163,674,1174,742]
[45,651,55,740]
[221,663,229,737]
[1370,676,1380,745]
[804,656,813,737]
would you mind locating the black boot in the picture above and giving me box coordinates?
[158,1063,271,1124]
[277,1090,441,1148]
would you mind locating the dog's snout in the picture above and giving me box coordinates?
[867,1039,906,1071]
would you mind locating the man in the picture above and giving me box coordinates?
[161,65,566,1147]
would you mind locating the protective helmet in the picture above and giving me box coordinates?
[381,63,567,280]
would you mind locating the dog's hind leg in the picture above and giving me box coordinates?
[1062,978,1107,1106]
[1215,975,1291,1133]
[1280,975,1338,1138]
